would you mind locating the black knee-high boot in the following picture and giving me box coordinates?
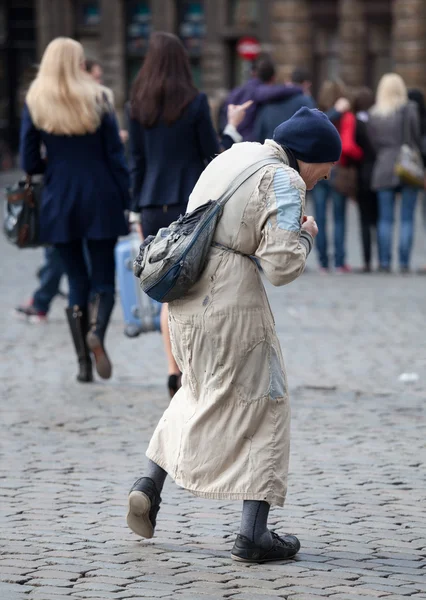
[65,306,93,383]
[86,292,114,379]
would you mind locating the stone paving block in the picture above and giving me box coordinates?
[26,579,75,588]
[227,595,287,600]
[329,585,390,597]
[283,587,332,596]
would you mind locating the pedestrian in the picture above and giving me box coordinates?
[312,80,363,273]
[20,37,130,382]
[85,58,103,84]
[407,89,426,274]
[253,67,315,143]
[353,87,378,272]
[15,247,65,322]
[253,67,351,143]
[85,58,128,145]
[127,31,246,398]
[126,107,342,563]
[221,53,303,141]
[368,73,422,273]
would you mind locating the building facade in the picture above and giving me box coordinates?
[1,0,426,159]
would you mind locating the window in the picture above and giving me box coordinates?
[125,1,152,91]
[228,0,258,27]
[76,1,101,28]
[313,26,340,95]
[177,2,205,88]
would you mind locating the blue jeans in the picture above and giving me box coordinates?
[33,247,65,313]
[377,187,418,268]
[312,180,347,268]
[55,238,116,308]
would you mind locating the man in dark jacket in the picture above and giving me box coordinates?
[253,68,316,143]
[220,54,303,141]
[253,67,350,143]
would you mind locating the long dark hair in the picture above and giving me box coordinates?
[130,32,198,127]
[408,88,426,137]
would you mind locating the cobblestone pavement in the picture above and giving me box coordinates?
[1,174,426,600]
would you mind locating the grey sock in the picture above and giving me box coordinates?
[240,500,273,549]
[146,459,167,494]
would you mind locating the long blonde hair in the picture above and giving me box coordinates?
[370,73,408,117]
[26,37,105,135]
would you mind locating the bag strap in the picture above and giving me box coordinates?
[24,174,35,208]
[217,157,284,208]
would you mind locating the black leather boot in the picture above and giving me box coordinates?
[86,292,114,379]
[65,306,93,383]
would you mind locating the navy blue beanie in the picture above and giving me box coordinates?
[273,107,342,163]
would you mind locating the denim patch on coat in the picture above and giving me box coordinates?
[273,168,302,232]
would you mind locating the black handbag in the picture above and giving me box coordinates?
[3,175,43,248]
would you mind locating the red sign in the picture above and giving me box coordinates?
[236,36,261,61]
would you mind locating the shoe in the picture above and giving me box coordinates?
[335,265,352,274]
[65,306,93,383]
[319,267,329,275]
[15,302,47,323]
[168,373,182,398]
[378,265,391,274]
[127,477,162,539]
[87,292,114,379]
[231,531,301,563]
[400,266,410,275]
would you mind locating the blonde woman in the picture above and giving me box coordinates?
[368,73,421,272]
[20,37,130,381]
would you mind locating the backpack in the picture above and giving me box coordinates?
[133,157,282,303]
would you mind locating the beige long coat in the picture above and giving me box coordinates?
[146,140,311,507]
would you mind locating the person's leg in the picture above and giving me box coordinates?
[312,180,329,269]
[142,206,184,396]
[399,186,418,270]
[161,304,181,396]
[55,240,92,382]
[357,195,371,270]
[32,247,65,312]
[376,189,395,270]
[127,459,167,539]
[16,247,65,320]
[240,500,272,548]
[231,500,300,563]
[332,189,348,269]
[86,238,117,379]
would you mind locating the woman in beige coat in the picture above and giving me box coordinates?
[127,107,342,563]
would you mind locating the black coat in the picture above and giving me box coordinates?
[355,115,376,194]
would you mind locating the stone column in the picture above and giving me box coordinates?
[338,0,366,88]
[100,0,126,120]
[269,0,313,83]
[392,0,426,94]
[36,0,74,59]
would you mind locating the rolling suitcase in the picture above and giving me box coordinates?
[115,234,162,337]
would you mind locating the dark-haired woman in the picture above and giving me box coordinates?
[408,89,426,274]
[353,87,378,272]
[127,31,244,397]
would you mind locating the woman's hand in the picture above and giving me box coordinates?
[334,97,350,113]
[302,215,318,238]
[227,100,253,128]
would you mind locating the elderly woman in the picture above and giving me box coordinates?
[127,108,342,563]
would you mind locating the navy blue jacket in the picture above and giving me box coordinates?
[221,78,303,141]
[20,103,130,244]
[127,92,220,212]
[254,94,316,142]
